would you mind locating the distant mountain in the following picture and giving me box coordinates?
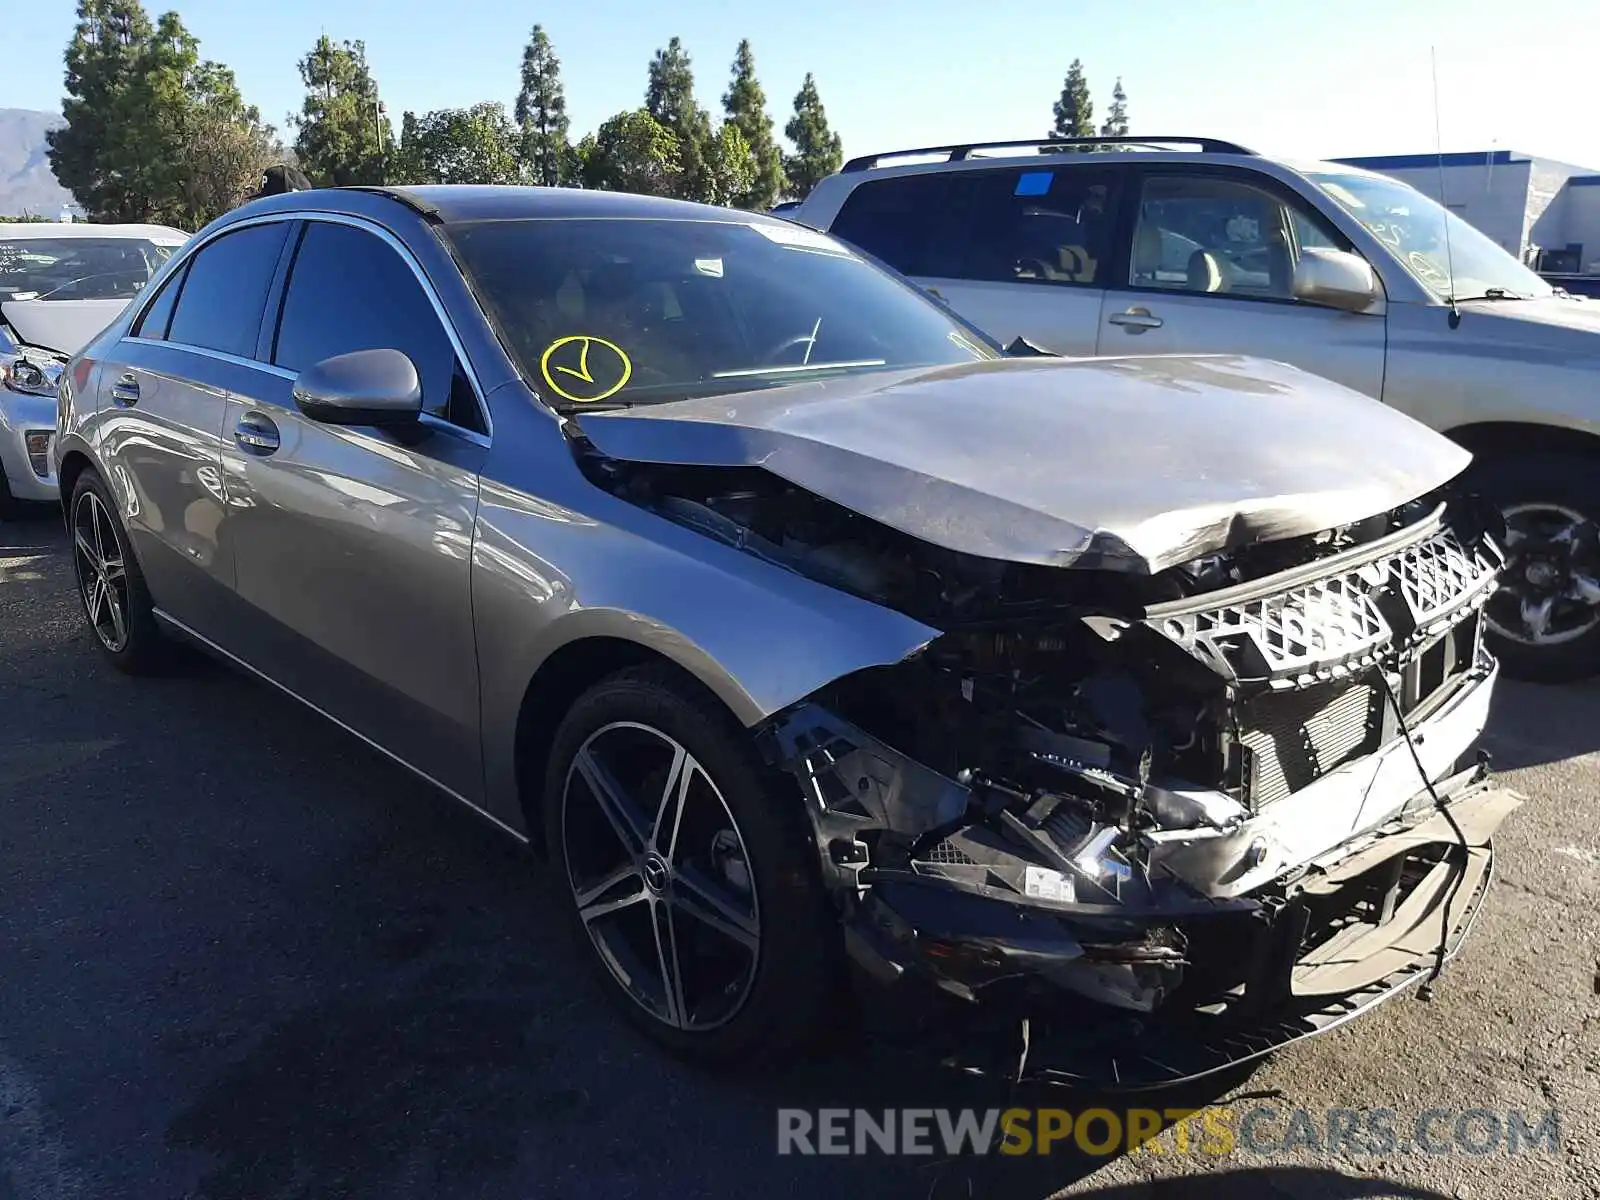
[0,109,74,218]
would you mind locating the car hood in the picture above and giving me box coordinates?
[1462,293,1600,341]
[1,299,129,356]
[575,354,1471,574]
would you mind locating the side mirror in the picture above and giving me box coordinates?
[1292,247,1380,313]
[292,348,423,427]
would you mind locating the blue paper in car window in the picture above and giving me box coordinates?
[1014,172,1052,197]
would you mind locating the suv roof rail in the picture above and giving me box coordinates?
[839,135,1257,173]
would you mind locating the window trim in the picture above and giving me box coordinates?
[1112,163,1372,310]
[122,209,493,443]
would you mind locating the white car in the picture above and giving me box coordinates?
[791,136,1600,681]
[1,221,189,512]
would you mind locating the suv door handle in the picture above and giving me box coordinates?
[234,412,280,456]
[109,373,140,405]
[1108,307,1163,332]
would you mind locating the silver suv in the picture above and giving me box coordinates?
[792,135,1600,681]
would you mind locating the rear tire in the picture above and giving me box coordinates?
[69,469,169,674]
[543,663,842,1065]
[1469,453,1600,683]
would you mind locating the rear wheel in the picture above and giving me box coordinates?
[544,664,841,1064]
[1471,453,1600,683]
[69,470,169,674]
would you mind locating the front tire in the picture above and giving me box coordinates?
[69,470,168,674]
[1470,453,1600,683]
[543,664,841,1064]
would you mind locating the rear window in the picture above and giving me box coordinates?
[0,237,180,303]
[445,217,996,410]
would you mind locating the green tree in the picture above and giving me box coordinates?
[645,37,711,200]
[514,24,570,186]
[1099,77,1129,138]
[394,103,522,185]
[290,36,388,186]
[720,39,783,210]
[175,62,281,227]
[578,109,681,196]
[782,73,842,201]
[701,124,757,208]
[48,0,166,221]
[1049,59,1094,144]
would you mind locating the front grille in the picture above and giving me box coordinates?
[1239,678,1381,808]
[1150,522,1498,686]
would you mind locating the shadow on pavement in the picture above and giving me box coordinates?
[1065,1169,1456,1198]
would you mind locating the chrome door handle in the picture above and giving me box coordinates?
[109,373,140,405]
[1108,308,1163,332]
[234,412,280,456]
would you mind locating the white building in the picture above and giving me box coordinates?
[1332,150,1600,273]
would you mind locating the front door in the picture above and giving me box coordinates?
[215,217,489,801]
[1098,169,1387,399]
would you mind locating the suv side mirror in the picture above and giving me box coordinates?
[292,348,424,427]
[1292,248,1380,313]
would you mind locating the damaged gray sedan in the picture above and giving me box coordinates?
[56,187,1518,1084]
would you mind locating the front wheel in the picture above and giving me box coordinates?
[1470,453,1600,683]
[543,664,841,1064]
[69,470,169,673]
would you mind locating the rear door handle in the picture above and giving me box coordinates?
[109,373,140,405]
[234,412,280,456]
[1108,308,1164,332]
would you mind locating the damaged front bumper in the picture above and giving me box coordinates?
[763,649,1520,1090]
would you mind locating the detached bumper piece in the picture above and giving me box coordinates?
[842,770,1519,1091]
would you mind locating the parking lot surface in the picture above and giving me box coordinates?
[2,507,1597,1200]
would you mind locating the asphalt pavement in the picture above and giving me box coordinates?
[2,506,1597,1200]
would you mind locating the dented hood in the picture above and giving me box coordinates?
[577,354,1471,573]
[1,299,129,356]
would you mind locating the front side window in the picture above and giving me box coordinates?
[272,221,472,427]
[1307,170,1553,300]
[0,237,179,303]
[166,223,289,358]
[1130,175,1340,300]
[445,217,997,411]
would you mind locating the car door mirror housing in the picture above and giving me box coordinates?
[292,348,424,427]
[1292,248,1379,313]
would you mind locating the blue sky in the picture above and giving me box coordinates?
[12,0,1600,168]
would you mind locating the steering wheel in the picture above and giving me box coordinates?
[761,332,819,365]
[1013,256,1055,281]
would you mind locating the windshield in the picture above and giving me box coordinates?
[0,237,179,303]
[1307,171,1552,300]
[446,217,998,408]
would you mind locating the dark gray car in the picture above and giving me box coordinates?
[55,186,1516,1084]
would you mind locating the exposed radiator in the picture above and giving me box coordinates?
[1239,679,1380,808]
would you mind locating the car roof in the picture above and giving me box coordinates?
[231,185,785,227]
[0,221,190,241]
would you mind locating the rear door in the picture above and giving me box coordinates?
[101,220,291,639]
[1098,167,1387,397]
[214,216,488,800]
[827,164,1124,356]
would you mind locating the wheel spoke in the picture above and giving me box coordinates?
[74,528,101,571]
[572,746,648,857]
[1521,595,1555,641]
[651,899,689,1028]
[578,881,650,928]
[90,501,109,565]
[650,744,691,859]
[104,584,127,646]
[85,576,105,625]
[672,862,760,951]
[574,860,644,911]
[1570,572,1600,607]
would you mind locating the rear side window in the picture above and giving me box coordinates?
[133,260,188,339]
[165,223,289,357]
[828,174,950,276]
[935,167,1117,286]
[272,221,475,428]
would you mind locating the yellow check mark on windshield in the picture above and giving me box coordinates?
[554,339,594,383]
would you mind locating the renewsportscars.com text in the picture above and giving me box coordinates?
[776,1106,1561,1158]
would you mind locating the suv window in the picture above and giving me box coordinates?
[1129,175,1342,300]
[272,220,479,430]
[165,223,289,357]
[828,174,950,277]
[934,166,1116,286]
